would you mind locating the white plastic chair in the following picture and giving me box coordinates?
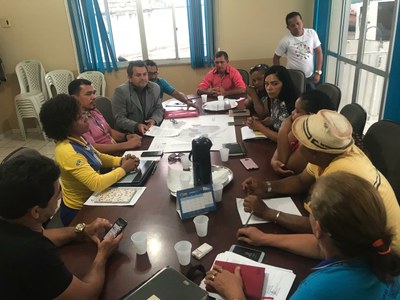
[15,59,48,100]
[77,71,106,96]
[45,70,74,98]
[14,91,47,140]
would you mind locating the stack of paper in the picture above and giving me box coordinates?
[84,187,146,206]
[241,126,268,140]
[236,197,302,225]
[200,251,296,300]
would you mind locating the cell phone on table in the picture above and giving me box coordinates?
[240,158,259,170]
[229,244,265,262]
[103,217,128,240]
[141,151,163,157]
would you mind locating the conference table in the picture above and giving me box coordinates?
[59,96,319,299]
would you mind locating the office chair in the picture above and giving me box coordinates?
[287,69,306,94]
[363,120,400,202]
[95,96,115,129]
[238,69,250,86]
[340,103,367,137]
[317,83,341,111]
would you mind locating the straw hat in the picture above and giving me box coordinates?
[292,110,353,154]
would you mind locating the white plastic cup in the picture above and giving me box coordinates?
[174,240,192,266]
[217,95,224,102]
[180,172,191,188]
[219,147,230,162]
[131,231,147,255]
[193,215,209,237]
[180,154,191,170]
[217,96,224,110]
[213,183,224,202]
[201,94,207,104]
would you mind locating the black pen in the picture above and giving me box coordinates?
[151,162,158,175]
[244,211,254,227]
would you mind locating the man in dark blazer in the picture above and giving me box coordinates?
[112,60,164,135]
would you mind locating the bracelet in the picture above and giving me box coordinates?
[274,211,281,224]
[265,181,272,193]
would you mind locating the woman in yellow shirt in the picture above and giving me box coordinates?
[40,94,139,225]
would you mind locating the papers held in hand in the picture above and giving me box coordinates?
[113,160,156,187]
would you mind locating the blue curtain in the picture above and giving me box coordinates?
[186,0,214,68]
[67,0,118,73]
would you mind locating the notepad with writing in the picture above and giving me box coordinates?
[206,261,265,300]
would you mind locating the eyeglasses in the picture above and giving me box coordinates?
[147,71,159,76]
[250,64,269,74]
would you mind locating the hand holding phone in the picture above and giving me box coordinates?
[103,217,128,240]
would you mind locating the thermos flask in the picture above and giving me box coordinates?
[190,136,212,186]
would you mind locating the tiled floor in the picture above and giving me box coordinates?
[0,131,55,162]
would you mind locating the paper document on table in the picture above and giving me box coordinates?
[236,197,302,225]
[84,187,146,206]
[149,115,236,152]
[145,126,182,137]
[200,251,296,300]
[241,126,268,140]
[163,98,196,110]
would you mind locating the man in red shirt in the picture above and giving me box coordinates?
[197,51,246,97]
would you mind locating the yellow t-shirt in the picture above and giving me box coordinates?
[55,137,125,210]
[307,145,400,255]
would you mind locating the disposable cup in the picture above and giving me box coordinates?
[180,172,191,188]
[213,183,224,202]
[193,215,209,237]
[180,154,191,170]
[131,231,147,255]
[174,240,192,266]
[219,147,230,162]
[217,95,224,102]
[201,94,207,104]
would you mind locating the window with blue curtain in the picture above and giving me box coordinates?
[67,0,118,73]
[67,0,214,71]
[187,0,215,68]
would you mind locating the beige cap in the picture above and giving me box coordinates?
[292,110,353,154]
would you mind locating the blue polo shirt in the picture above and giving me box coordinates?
[291,259,400,299]
[156,77,175,99]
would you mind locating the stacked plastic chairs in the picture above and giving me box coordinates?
[14,60,49,140]
[77,71,106,96]
[44,70,74,98]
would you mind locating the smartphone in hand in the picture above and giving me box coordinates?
[103,217,128,240]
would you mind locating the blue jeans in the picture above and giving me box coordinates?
[60,200,80,226]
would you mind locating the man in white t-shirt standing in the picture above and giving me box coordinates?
[273,12,323,89]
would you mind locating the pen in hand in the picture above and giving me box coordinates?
[244,211,254,227]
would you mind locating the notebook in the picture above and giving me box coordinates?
[120,266,208,300]
[206,261,265,300]
[113,160,156,187]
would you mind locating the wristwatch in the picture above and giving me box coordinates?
[315,70,322,75]
[74,223,86,234]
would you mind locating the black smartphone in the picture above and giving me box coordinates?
[141,151,164,157]
[229,244,265,262]
[103,217,128,240]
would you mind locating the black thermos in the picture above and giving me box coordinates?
[190,136,213,186]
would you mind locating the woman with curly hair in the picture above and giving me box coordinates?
[40,94,139,225]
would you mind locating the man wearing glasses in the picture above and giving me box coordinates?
[197,51,246,97]
[144,59,196,109]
